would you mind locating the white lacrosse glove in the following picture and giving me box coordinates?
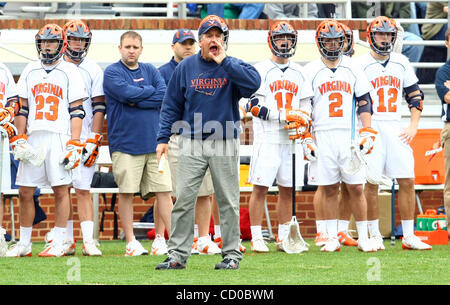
[81,132,103,167]
[0,122,18,139]
[359,127,378,155]
[301,132,317,161]
[282,109,311,140]
[60,139,84,170]
[10,134,46,167]
[0,107,15,125]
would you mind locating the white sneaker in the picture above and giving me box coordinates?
[402,235,432,250]
[5,242,32,257]
[197,237,221,255]
[63,239,76,256]
[320,237,341,252]
[191,238,199,255]
[358,238,377,252]
[151,234,168,256]
[371,235,385,250]
[0,227,7,257]
[38,243,65,257]
[82,239,102,256]
[239,239,246,253]
[251,238,269,253]
[125,239,149,256]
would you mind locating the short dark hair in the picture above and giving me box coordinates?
[120,31,142,46]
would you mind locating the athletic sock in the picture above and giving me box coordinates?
[338,220,350,233]
[65,220,74,241]
[401,219,415,238]
[278,224,289,241]
[214,225,221,240]
[250,225,263,240]
[367,219,381,237]
[193,224,199,239]
[316,220,326,234]
[19,226,32,245]
[356,220,369,240]
[326,219,338,239]
[80,220,94,243]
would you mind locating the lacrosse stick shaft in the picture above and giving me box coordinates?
[292,140,296,217]
[391,179,396,246]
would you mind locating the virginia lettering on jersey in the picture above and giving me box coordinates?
[31,83,63,99]
[269,79,298,96]
[370,75,401,90]
[191,77,228,89]
[318,80,352,95]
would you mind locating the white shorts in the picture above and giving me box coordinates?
[365,120,415,179]
[248,142,305,188]
[71,162,96,190]
[308,129,366,185]
[16,131,72,188]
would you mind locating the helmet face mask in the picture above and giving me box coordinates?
[340,23,354,57]
[368,16,397,55]
[316,20,344,61]
[35,24,67,65]
[268,21,297,59]
[63,20,92,61]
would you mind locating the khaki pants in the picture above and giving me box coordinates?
[441,124,450,234]
[167,137,242,265]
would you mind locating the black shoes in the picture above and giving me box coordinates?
[155,257,186,270]
[214,258,240,270]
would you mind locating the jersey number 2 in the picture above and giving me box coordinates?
[329,92,343,117]
[35,95,59,121]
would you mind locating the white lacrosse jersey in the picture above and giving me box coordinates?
[304,56,372,132]
[17,59,88,136]
[64,56,104,139]
[0,62,18,107]
[252,59,314,144]
[356,52,418,122]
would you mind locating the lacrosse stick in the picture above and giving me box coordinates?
[390,179,396,246]
[357,151,393,188]
[282,139,309,254]
[343,97,362,175]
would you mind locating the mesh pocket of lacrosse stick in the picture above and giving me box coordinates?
[343,143,363,175]
[282,216,309,254]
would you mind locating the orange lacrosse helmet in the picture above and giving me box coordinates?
[63,19,92,60]
[35,23,67,64]
[340,23,354,57]
[268,21,298,59]
[367,16,397,55]
[315,20,345,61]
[199,14,229,50]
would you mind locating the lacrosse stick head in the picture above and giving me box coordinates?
[363,157,392,188]
[282,216,309,254]
[343,143,363,175]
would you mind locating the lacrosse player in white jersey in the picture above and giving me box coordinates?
[0,49,19,257]
[245,21,314,253]
[358,16,431,250]
[313,22,359,248]
[305,20,378,252]
[5,24,87,257]
[44,20,105,256]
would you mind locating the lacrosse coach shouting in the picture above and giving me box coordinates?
[155,15,261,270]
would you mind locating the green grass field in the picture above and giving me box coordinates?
[0,239,448,285]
